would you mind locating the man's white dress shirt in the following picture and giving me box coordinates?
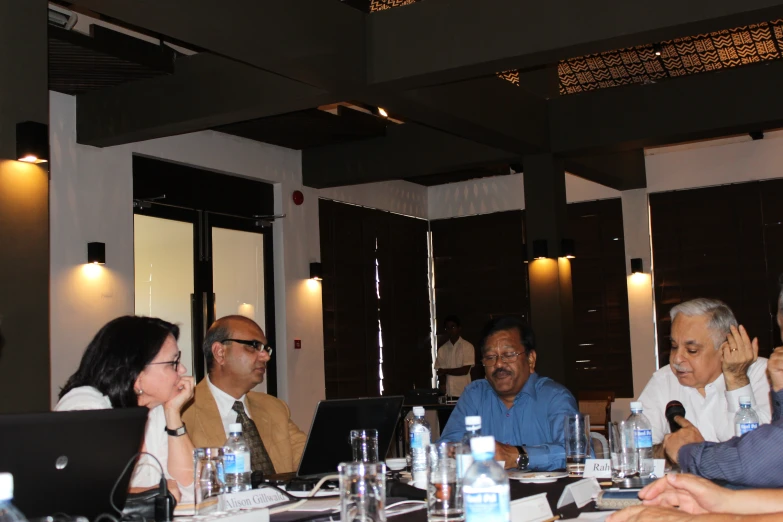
[434,337,475,397]
[207,374,252,438]
[638,358,771,444]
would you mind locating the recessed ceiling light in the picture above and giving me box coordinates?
[377,107,388,118]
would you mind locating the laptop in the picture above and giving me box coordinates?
[0,407,148,520]
[296,396,404,478]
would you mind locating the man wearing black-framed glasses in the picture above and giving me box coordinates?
[183,315,306,474]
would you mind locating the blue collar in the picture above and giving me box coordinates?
[517,372,540,402]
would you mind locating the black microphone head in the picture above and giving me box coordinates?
[665,400,686,432]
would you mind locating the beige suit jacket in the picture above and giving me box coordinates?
[182,379,307,473]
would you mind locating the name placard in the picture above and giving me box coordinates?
[557,478,601,509]
[510,492,553,522]
[653,459,665,479]
[219,487,291,511]
[583,459,612,479]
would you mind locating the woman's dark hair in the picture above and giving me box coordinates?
[59,316,179,408]
[479,315,536,354]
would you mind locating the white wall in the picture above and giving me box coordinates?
[48,91,427,429]
[427,172,620,220]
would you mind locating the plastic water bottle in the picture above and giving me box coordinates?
[734,396,760,436]
[463,436,510,522]
[409,406,431,487]
[0,474,27,522]
[223,423,252,492]
[627,402,653,478]
[457,416,482,478]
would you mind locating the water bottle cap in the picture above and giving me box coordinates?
[0,473,13,501]
[630,401,643,411]
[412,406,425,417]
[465,416,481,428]
[739,396,752,405]
[229,423,242,433]
[470,435,495,455]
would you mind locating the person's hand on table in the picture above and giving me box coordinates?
[638,474,733,514]
[663,417,704,465]
[494,441,519,469]
[607,506,695,522]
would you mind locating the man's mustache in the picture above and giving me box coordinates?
[492,367,513,378]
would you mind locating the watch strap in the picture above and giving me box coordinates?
[514,445,529,469]
[165,424,187,437]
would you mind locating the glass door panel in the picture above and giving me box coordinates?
[134,214,195,376]
[212,226,267,392]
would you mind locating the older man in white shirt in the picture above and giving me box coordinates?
[435,315,474,398]
[638,298,770,456]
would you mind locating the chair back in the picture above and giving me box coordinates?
[578,390,615,435]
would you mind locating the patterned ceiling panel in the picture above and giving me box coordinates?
[368,0,783,95]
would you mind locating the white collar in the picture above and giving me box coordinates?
[207,374,248,419]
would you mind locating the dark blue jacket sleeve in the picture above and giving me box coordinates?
[678,390,783,488]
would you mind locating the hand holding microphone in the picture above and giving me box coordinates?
[665,401,686,433]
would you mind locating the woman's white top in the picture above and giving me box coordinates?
[54,386,170,488]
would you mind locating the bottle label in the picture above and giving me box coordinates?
[410,431,430,449]
[634,429,653,449]
[224,451,250,474]
[464,485,510,522]
[738,422,758,435]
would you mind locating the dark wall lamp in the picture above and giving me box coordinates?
[631,258,644,274]
[16,121,49,164]
[88,242,106,264]
[560,238,576,259]
[310,262,323,281]
[532,240,549,260]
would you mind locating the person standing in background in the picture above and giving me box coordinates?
[435,315,474,398]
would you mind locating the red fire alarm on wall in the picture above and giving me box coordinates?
[294,339,302,349]
[292,190,304,206]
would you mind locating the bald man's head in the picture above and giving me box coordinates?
[203,315,263,372]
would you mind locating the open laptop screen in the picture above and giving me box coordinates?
[0,407,148,520]
[297,396,404,477]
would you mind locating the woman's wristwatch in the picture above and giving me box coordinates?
[165,424,187,437]
[514,445,529,469]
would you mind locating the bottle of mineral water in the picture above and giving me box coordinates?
[734,396,760,437]
[223,423,252,492]
[0,474,27,522]
[627,402,653,478]
[457,416,482,478]
[463,436,510,522]
[409,406,431,488]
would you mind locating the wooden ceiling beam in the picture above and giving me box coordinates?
[368,0,783,89]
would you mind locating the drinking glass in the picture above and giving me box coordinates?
[339,461,387,522]
[426,442,464,522]
[564,413,590,476]
[608,421,637,482]
[351,429,380,463]
[193,447,224,514]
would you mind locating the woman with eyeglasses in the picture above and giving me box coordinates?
[55,315,195,497]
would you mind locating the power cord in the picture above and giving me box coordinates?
[94,451,170,522]
[268,474,340,515]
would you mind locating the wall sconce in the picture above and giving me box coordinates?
[631,258,643,274]
[87,242,106,265]
[310,262,323,281]
[16,121,48,163]
[532,240,549,260]
[560,238,576,259]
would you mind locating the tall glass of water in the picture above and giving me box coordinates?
[426,442,464,522]
[608,421,637,482]
[339,462,386,522]
[351,429,379,463]
[564,413,590,476]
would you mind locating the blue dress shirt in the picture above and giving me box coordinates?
[678,389,783,487]
[439,372,579,470]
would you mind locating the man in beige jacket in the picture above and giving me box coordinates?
[183,315,306,474]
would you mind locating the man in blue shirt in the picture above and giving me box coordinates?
[439,316,579,471]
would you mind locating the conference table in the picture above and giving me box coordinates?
[267,476,599,522]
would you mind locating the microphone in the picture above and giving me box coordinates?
[665,401,686,433]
